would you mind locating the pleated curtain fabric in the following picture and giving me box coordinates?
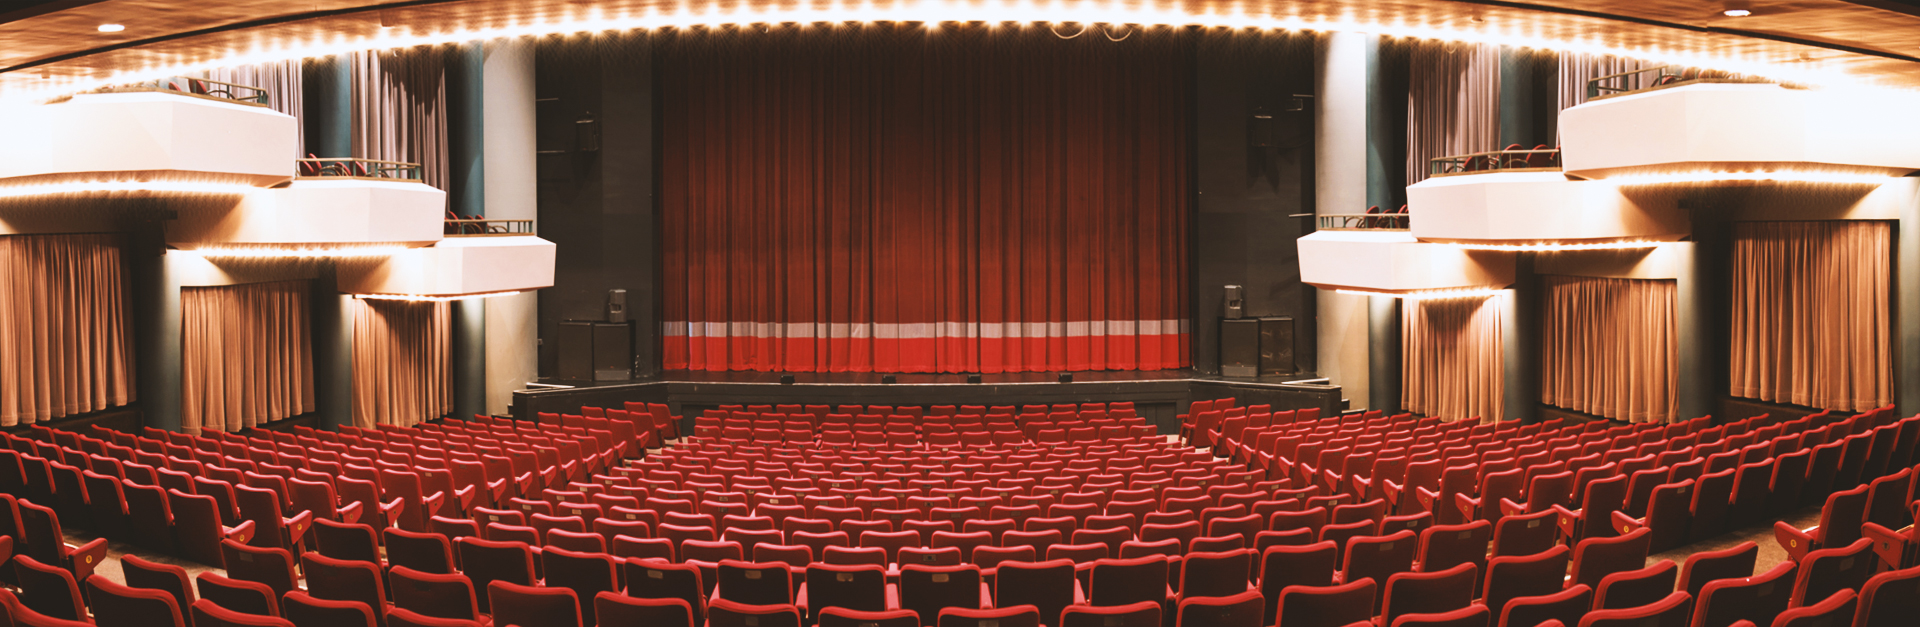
[204,60,304,155]
[181,281,315,433]
[1402,296,1505,423]
[1730,221,1893,411]
[0,234,135,426]
[658,26,1191,373]
[1556,53,1654,113]
[1540,276,1678,423]
[350,47,449,190]
[351,299,451,428]
[1405,41,1501,185]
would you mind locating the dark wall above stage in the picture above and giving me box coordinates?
[534,34,659,379]
[1190,32,1318,375]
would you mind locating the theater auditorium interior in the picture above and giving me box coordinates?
[2,1,1920,627]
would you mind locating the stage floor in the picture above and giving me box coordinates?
[535,368,1325,388]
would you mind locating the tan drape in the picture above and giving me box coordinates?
[1406,41,1501,185]
[351,47,450,191]
[181,281,315,434]
[1541,276,1678,423]
[1556,53,1655,112]
[0,234,135,426]
[203,60,304,155]
[1730,221,1892,411]
[1403,295,1505,422]
[352,299,451,428]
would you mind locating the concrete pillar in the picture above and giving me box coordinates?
[1900,182,1920,417]
[1673,242,1714,421]
[483,38,540,416]
[1502,255,1540,423]
[301,55,353,158]
[1364,36,1407,413]
[310,268,355,430]
[448,41,488,421]
[1498,46,1536,149]
[1316,32,1371,410]
[131,223,182,431]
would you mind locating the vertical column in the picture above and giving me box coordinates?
[1502,255,1540,423]
[131,221,183,431]
[448,40,488,421]
[1316,32,1371,409]
[1498,45,1536,149]
[483,38,540,415]
[1674,242,1714,421]
[1899,181,1920,417]
[303,54,355,429]
[1364,36,1408,413]
[301,55,353,158]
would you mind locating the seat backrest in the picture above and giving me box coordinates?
[280,591,377,627]
[1579,590,1692,627]
[1416,520,1491,575]
[121,554,195,612]
[1594,559,1678,611]
[1274,580,1372,627]
[487,580,582,627]
[1793,538,1875,608]
[624,560,707,624]
[899,565,984,624]
[191,599,295,627]
[804,563,889,616]
[221,540,299,597]
[12,555,85,621]
[1380,562,1476,627]
[1483,544,1570,618]
[593,593,694,627]
[1694,561,1796,627]
[195,572,279,618]
[707,598,802,627]
[388,566,483,622]
[994,560,1079,625]
[1570,527,1651,590]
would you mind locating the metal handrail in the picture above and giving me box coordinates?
[445,219,535,236]
[103,76,270,106]
[295,158,423,181]
[1585,65,1767,100]
[1429,148,1561,177]
[1318,213,1408,231]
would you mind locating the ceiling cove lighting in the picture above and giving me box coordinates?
[354,290,525,302]
[1599,171,1904,186]
[96,24,126,33]
[178,246,415,259]
[1337,288,1510,300]
[1,0,1901,105]
[1444,241,1670,251]
[0,181,256,199]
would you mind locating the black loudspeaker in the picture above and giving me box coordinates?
[557,321,594,380]
[1223,285,1245,320]
[1220,318,1261,377]
[1058,372,1074,384]
[780,374,796,385]
[882,374,897,384]
[1259,316,1296,375]
[967,374,983,384]
[607,289,627,323]
[592,322,633,382]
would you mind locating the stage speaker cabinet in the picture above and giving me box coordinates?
[1223,285,1245,320]
[557,321,595,381]
[1258,316,1296,375]
[607,289,628,323]
[593,322,634,382]
[1220,318,1260,377]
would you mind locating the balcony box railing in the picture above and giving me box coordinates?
[445,218,535,237]
[101,77,270,106]
[1429,148,1562,177]
[296,158,423,181]
[1317,212,1408,231]
[1585,66,1775,101]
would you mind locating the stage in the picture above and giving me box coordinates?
[510,369,1344,432]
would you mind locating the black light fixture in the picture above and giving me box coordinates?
[967,374,983,384]
[882,374,898,384]
[780,374,795,385]
[1058,372,1074,384]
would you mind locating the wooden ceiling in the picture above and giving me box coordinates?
[1,0,1917,95]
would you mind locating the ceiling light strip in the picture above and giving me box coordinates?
[0,180,258,199]
[1599,171,1902,186]
[1336,288,1509,300]
[1444,241,1670,251]
[354,290,525,302]
[4,0,1894,104]
[179,246,414,258]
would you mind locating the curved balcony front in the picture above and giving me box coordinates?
[0,91,296,188]
[337,235,556,298]
[1407,171,1689,246]
[1298,230,1514,295]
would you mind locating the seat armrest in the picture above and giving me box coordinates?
[225,520,259,545]
[1610,510,1646,536]
[1453,493,1481,519]
[1773,520,1815,562]
[1415,486,1440,511]
[1549,504,1580,539]
[379,497,404,526]
[285,510,315,545]
[338,500,366,524]
[1381,479,1404,506]
[69,537,108,581]
[1498,498,1527,518]
[423,490,447,514]
[454,485,477,510]
[1862,523,1911,570]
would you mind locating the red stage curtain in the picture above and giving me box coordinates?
[660,26,1192,373]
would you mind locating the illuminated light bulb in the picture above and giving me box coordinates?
[180,245,417,259]
[1442,241,1671,252]
[1723,9,1752,17]
[1336,287,1509,300]
[354,290,525,302]
[97,24,125,33]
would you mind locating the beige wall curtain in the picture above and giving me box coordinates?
[181,281,314,434]
[1403,295,1504,422]
[351,47,450,191]
[1556,53,1654,113]
[1541,276,1677,423]
[1406,41,1501,185]
[0,234,135,426]
[352,299,451,428]
[1731,221,1892,411]
[203,60,304,156]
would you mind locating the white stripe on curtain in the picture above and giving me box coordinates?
[352,299,451,428]
[1403,295,1505,423]
[0,234,135,426]
[1541,276,1678,423]
[181,281,315,434]
[1405,41,1500,186]
[351,47,450,191]
[1730,221,1892,412]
